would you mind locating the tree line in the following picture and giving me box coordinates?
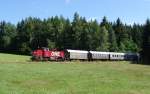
[0,13,149,63]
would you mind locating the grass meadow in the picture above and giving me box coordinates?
[0,53,150,94]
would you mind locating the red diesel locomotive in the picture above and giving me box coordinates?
[31,48,65,61]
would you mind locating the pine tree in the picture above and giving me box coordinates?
[141,19,150,64]
[88,20,100,50]
[108,27,118,52]
[0,21,16,51]
[132,24,143,51]
[96,26,109,51]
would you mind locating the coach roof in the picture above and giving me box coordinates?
[66,49,88,53]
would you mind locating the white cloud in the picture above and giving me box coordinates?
[65,0,71,4]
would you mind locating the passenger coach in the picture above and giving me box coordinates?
[66,49,88,60]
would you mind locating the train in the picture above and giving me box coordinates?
[31,47,139,61]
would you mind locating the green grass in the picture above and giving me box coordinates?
[0,53,150,94]
[0,53,30,63]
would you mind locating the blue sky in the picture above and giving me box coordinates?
[0,0,150,24]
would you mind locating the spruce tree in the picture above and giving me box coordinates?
[141,19,150,64]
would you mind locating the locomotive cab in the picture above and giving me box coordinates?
[31,48,43,61]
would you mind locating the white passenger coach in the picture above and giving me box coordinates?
[66,49,139,61]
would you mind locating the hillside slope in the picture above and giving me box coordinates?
[0,53,150,94]
[0,53,30,63]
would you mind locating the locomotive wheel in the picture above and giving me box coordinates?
[43,58,48,61]
[39,56,43,61]
[31,57,35,61]
[57,57,65,61]
[35,56,39,61]
[34,56,43,61]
